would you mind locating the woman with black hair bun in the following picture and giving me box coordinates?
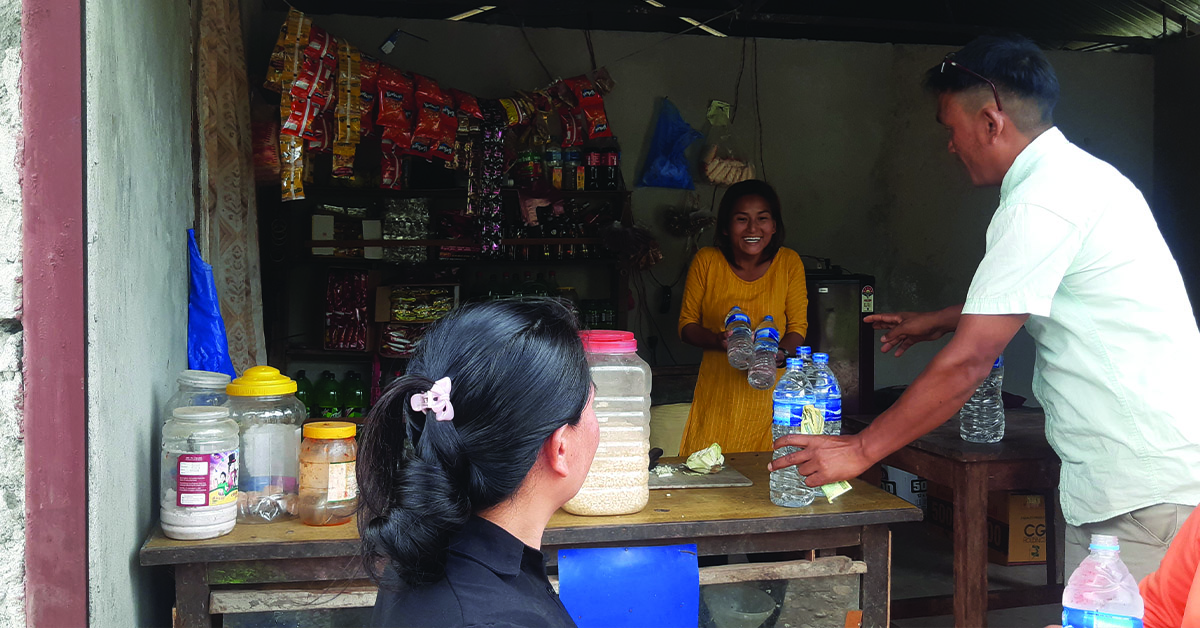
[678,179,809,454]
[358,298,597,628]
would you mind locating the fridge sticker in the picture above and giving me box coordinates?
[861,286,875,313]
[176,451,239,507]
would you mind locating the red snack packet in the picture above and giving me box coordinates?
[413,75,443,138]
[435,94,457,161]
[381,124,412,152]
[303,26,338,68]
[305,111,333,151]
[291,58,334,109]
[376,67,414,129]
[558,106,583,148]
[281,97,319,137]
[563,75,613,139]
[380,139,404,190]
[450,89,483,120]
[359,55,380,93]
[359,56,380,136]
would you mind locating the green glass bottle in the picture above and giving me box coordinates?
[342,371,368,419]
[293,369,314,418]
[315,370,342,419]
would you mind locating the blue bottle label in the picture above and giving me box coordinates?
[773,400,794,426]
[754,327,780,343]
[994,355,1004,369]
[824,397,842,422]
[1062,607,1143,628]
[725,311,750,328]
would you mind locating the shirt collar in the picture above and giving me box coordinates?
[449,517,545,578]
[1000,126,1067,200]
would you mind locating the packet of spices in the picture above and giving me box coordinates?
[335,40,361,146]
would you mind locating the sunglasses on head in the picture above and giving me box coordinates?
[940,53,1003,112]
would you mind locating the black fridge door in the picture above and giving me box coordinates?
[805,274,876,415]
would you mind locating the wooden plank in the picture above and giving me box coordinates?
[860,526,890,628]
[545,527,865,566]
[696,556,866,585]
[174,563,212,628]
[954,464,990,628]
[208,556,371,585]
[141,519,362,566]
[649,464,753,490]
[210,581,378,614]
[891,585,1064,619]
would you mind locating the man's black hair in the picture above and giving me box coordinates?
[925,35,1060,129]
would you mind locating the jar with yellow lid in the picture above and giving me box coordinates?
[226,366,307,523]
[299,421,358,526]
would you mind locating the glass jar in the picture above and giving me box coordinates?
[226,366,306,523]
[160,406,240,540]
[162,370,231,425]
[563,332,652,516]
[299,421,358,526]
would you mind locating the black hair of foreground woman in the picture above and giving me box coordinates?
[357,298,598,628]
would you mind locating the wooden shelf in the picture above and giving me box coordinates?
[307,238,605,248]
[304,187,631,201]
[285,348,377,362]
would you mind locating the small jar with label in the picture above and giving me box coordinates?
[160,406,240,540]
[299,421,358,526]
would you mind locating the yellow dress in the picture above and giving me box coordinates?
[677,247,809,454]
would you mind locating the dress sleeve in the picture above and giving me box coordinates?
[785,253,809,338]
[678,250,711,335]
[963,203,1082,316]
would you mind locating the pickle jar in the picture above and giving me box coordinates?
[299,421,358,526]
[226,366,306,523]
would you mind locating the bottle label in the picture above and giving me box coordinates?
[725,310,750,328]
[824,396,842,422]
[176,450,239,508]
[320,407,342,419]
[1062,607,1143,628]
[754,327,780,343]
[773,400,795,426]
[300,459,359,502]
[994,355,1004,369]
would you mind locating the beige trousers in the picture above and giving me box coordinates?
[1065,503,1196,583]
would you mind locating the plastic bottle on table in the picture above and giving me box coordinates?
[812,353,843,436]
[959,355,1005,443]
[1062,534,1144,628]
[771,358,820,507]
[747,315,780,390]
[724,306,753,370]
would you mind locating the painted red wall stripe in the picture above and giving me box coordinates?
[22,0,88,625]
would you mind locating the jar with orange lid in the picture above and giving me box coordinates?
[299,421,359,526]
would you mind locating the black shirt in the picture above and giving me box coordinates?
[371,517,577,628]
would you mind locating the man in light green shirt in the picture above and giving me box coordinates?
[771,35,1200,580]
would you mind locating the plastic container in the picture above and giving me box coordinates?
[724,307,753,370]
[960,355,1005,443]
[812,353,843,435]
[771,358,819,507]
[747,315,780,390]
[299,421,358,526]
[565,331,651,516]
[162,370,231,425]
[226,366,306,523]
[160,406,240,540]
[1062,534,1144,627]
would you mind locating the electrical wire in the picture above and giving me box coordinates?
[605,8,739,68]
[519,24,554,83]
[753,37,767,180]
[731,37,748,122]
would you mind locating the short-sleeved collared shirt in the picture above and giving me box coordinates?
[963,127,1200,526]
[372,517,577,628]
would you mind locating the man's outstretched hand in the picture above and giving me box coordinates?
[768,433,874,487]
[864,310,951,357]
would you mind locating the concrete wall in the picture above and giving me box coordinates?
[84,0,195,625]
[0,0,21,624]
[246,15,1155,404]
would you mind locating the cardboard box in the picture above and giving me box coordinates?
[880,465,927,512]
[926,483,1048,566]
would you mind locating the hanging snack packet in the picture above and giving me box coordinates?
[281,96,319,137]
[332,143,356,179]
[449,89,483,120]
[497,97,530,127]
[334,40,361,146]
[264,9,308,92]
[303,25,338,68]
[305,111,333,152]
[409,75,443,160]
[381,120,413,153]
[291,58,334,110]
[380,139,404,190]
[359,55,380,137]
[435,93,457,161]
[558,106,584,148]
[376,66,413,129]
[280,133,306,201]
[564,75,614,139]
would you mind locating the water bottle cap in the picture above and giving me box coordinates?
[798,346,812,357]
[814,353,829,363]
[786,357,803,368]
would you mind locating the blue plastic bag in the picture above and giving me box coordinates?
[638,98,703,190]
[187,229,237,378]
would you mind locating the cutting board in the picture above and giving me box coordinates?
[648,464,754,490]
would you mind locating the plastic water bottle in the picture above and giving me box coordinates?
[813,353,843,435]
[1062,534,1144,628]
[771,358,820,507]
[747,316,780,390]
[959,355,1005,443]
[724,306,753,370]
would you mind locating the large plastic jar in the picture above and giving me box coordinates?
[162,370,231,424]
[563,331,652,516]
[160,406,240,540]
[299,421,358,526]
[226,366,306,523]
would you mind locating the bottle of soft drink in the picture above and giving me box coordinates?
[724,307,753,370]
[748,316,780,390]
[771,358,820,507]
[342,371,368,420]
[1062,534,1144,628]
[314,371,342,419]
[959,355,1005,443]
[293,370,313,418]
[812,353,843,435]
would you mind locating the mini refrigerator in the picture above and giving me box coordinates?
[805,271,876,415]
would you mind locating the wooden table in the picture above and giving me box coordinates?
[844,408,1062,628]
[141,452,920,628]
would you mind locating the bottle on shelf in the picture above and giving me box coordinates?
[1062,534,1144,628]
[812,353,842,435]
[314,371,342,420]
[294,370,314,418]
[724,306,753,370]
[959,355,1005,443]
[546,271,560,294]
[771,357,820,508]
[341,371,368,420]
[747,315,780,390]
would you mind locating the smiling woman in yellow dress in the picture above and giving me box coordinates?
[677,180,808,454]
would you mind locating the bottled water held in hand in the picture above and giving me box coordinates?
[813,353,843,435]
[724,306,753,370]
[1062,534,1144,628]
[959,355,1005,443]
[771,358,820,507]
[747,316,780,390]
